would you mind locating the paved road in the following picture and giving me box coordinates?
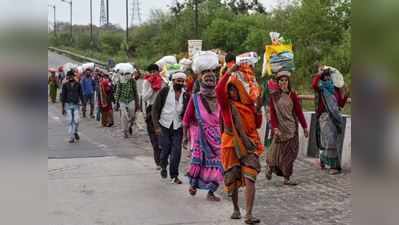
[48,51,351,225]
[48,51,240,225]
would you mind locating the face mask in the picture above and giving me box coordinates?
[173,83,184,91]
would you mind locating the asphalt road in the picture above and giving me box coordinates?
[48,50,351,225]
[48,51,241,225]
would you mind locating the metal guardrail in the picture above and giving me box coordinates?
[298,94,352,103]
[48,46,107,68]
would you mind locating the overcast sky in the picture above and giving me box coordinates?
[48,0,290,28]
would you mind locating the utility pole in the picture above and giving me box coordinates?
[48,4,57,37]
[194,0,199,38]
[90,0,93,44]
[106,0,109,25]
[61,0,73,42]
[126,0,129,57]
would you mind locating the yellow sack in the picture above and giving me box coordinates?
[262,44,293,76]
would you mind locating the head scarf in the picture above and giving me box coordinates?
[144,72,163,91]
[200,73,216,98]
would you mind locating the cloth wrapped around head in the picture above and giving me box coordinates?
[171,72,187,80]
[192,51,220,74]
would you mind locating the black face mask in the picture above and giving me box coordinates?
[173,83,184,91]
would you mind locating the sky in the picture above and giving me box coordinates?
[47,0,289,29]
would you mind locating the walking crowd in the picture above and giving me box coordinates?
[49,46,349,224]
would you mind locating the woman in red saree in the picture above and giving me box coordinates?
[216,63,263,225]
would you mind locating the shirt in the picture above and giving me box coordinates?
[142,79,163,106]
[80,75,95,96]
[159,87,184,130]
[115,79,138,104]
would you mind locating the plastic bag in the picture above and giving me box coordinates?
[163,64,184,81]
[192,51,219,74]
[262,31,294,76]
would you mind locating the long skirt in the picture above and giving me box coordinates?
[267,133,299,178]
[101,109,113,127]
[319,112,341,169]
[187,126,224,193]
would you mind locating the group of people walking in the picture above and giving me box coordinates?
[49,52,349,224]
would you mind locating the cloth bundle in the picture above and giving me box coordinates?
[114,63,135,74]
[236,52,259,66]
[192,51,219,74]
[82,62,95,71]
[156,55,177,69]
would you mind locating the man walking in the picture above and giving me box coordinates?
[152,72,190,184]
[142,64,165,169]
[61,70,84,143]
[80,68,96,118]
[114,67,139,138]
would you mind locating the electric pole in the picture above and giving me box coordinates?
[61,0,73,42]
[48,4,57,37]
[126,0,129,56]
[90,0,93,44]
[194,0,199,38]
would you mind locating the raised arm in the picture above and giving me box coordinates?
[216,72,230,109]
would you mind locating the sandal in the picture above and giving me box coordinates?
[188,187,197,196]
[283,180,298,186]
[329,169,341,175]
[265,170,272,180]
[244,215,261,224]
[207,193,221,202]
[230,210,241,219]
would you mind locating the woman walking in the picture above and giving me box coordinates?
[266,71,309,185]
[216,63,263,225]
[312,68,349,174]
[183,71,224,201]
[100,72,114,127]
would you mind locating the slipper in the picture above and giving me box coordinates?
[283,180,298,186]
[188,187,197,196]
[230,210,241,219]
[244,215,261,224]
[207,194,221,202]
[329,169,341,175]
[265,170,272,180]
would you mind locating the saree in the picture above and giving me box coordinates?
[221,78,263,194]
[318,80,344,169]
[187,94,224,192]
[100,79,113,126]
[267,92,299,178]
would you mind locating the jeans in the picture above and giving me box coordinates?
[120,100,136,133]
[159,124,183,178]
[82,94,94,116]
[66,103,80,140]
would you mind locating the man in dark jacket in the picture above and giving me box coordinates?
[61,70,84,143]
[152,72,190,184]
